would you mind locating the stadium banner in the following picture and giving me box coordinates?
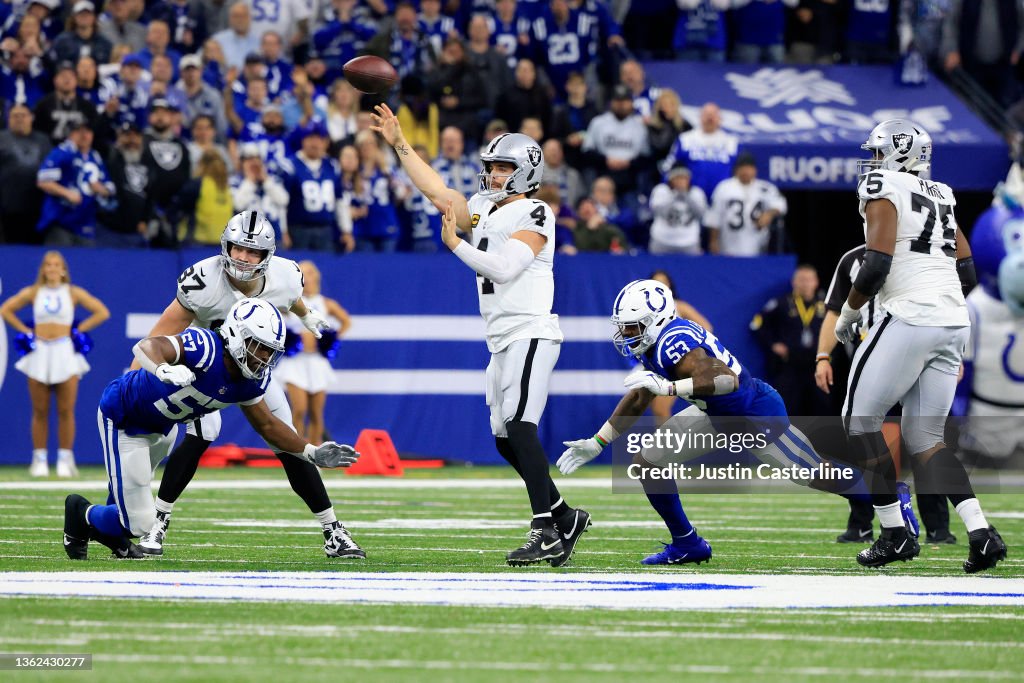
[0,246,794,465]
[642,62,1009,191]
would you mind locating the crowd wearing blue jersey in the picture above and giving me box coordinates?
[0,0,1008,253]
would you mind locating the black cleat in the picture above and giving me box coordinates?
[857,526,920,567]
[323,522,366,559]
[507,526,563,566]
[88,527,144,559]
[63,494,90,560]
[925,529,957,545]
[549,508,592,567]
[836,527,874,543]
[964,526,1007,574]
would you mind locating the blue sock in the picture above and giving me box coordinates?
[86,504,125,537]
[641,475,694,540]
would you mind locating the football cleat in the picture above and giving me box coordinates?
[139,511,171,556]
[836,527,874,543]
[964,526,1007,574]
[549,508,592,567]
[896,481,920,537]
[324,522,366,558]
[857,526,920,567]
[55,454,78,478]
[63,494,90,560]
[507,526,563,566]
[925,529,957,545]
[110,542,145,559]
[641,532,712,566]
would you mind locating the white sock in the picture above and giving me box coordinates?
[32,448,47,462]
[315,508,337,527]
[57,448,73,462]
[154,497,175,515]
[875,502,903,529]
[955,498,989,533]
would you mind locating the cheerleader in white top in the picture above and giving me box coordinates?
[275,261,351,444]
[0,252,110,477]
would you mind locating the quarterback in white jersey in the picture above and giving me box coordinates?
[132,211,366,560]
[705,155,787,256]
[372,104,590,568]
[834,119,1006,572]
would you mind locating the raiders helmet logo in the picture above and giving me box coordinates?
[891,133,913,155]
[526,146,542,167]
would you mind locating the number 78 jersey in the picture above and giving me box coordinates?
[466,194,563,353]
[857,169,969,327]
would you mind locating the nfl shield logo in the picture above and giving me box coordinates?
[527,146,541,167]
[891,133,913,155]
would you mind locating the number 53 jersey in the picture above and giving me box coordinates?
[466,194,563,353]
[857,169,969,327]
[175,255,304,329]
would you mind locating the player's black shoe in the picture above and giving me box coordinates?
[63,494,90,560]
[925,529,957,545]
[323,522,366,559]
[507,526,563,566]
[964,526,1007,574]
[836,526,874,543]
[549,508,592,567]
[856,526,920,567]
[87,526,144,559]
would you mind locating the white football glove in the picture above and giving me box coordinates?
[834,302,861,344]
[624,371,675,396]
[155,363,195,386]
[300,309,329,339]
[557,437,604,475]
[303,441,360,468]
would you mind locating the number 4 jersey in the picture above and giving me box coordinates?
[176,255,304,329]
[466,194,563,353]
[857,169,968,327]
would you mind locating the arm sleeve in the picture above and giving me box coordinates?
[825,253,854,312]
[452,238,536,285]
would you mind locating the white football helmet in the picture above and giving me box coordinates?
[221,210,276,282]
[859,119,932,176]
[478,132,544,203]
[219,298,286,380]
[611,279,677,358]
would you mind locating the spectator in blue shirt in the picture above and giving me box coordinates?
[36,120,115,246]
[0,45,48,108]
[431,126,480,199]
[276,121,346,252]
[311,0,377,83]
[364,1,438,80]
[354,129,402,253]
[732,0,797,64]
[260,32,293,102]
[488,0,533,69]
[661,101,738,199]
[138,19,183,80]
[212,0,261,70]
[673,0,728,62]
[98,53,151,131]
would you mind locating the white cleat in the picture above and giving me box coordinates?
[29,457,49,478]
[139,511,170,556]
[323,522,366,558]
[55,456,79,478]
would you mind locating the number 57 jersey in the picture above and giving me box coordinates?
[466,194,563,353]
[176,255,304,329]
[857,169,969,327]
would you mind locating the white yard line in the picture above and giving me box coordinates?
[1,571,1022,610]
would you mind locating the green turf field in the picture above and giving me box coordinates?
[1,466,1022,682]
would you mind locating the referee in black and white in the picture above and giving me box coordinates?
[816,245,956,544]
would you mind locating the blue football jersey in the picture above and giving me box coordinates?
[36,142,115,237]
[278,155,342,228]
[354,169,399,239]
[531,8,596,96]
[638,318,772,416]
[100,327,269,436]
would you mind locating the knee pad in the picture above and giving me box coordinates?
[902,419,946,458]
[127,507,155,538]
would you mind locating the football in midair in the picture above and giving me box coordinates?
[343,56,399,94]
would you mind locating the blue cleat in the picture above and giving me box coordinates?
[896,481,920,538]
[640,533,712,566]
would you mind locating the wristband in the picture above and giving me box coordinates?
[594,434,610,448]
[596,421,619,446]
[670,378,695,397]
[816,353,831,363]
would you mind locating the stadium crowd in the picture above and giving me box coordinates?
[0,0,1013,255]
